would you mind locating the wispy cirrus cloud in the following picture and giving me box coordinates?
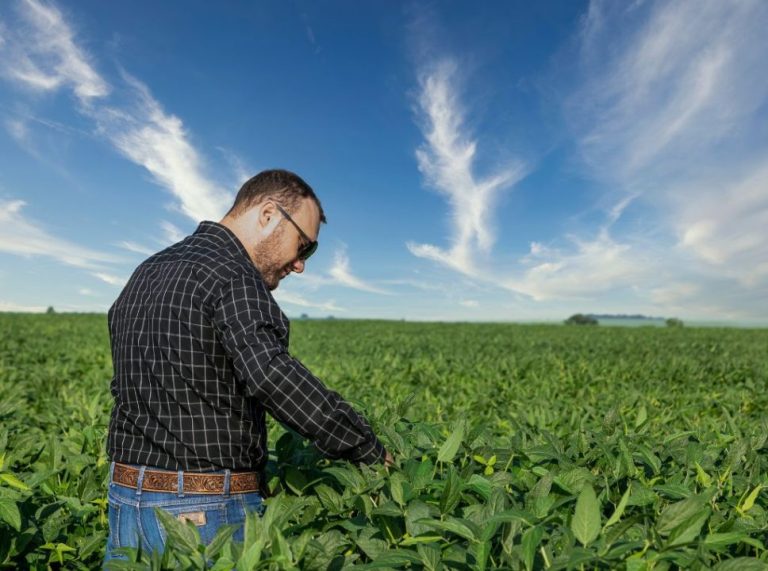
[91,72,231,221]
[407,59,527,275]
[159,221,187,245]
[272,289,344,313]
[91,272,127,287]
[117,241,155,256]
[0,0,109,102]
[328,247,390,295]
[404,2,768,320]
[563,0,768,313]
[0,198,118,269]
[0,0,230,222]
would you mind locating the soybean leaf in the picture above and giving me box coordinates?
[0,474,30,491]
[154,508,199,552]
[656,496,706,536]
[604,484,631,529]
[666,506,710,547]
[437,423,465,463]
[571,484,601,547]
[0,498,20,531]
[205,524,237,560]
[521,526,543,571]
[417,517,477,542]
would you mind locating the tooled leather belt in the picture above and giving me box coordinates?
[112,462,266,495]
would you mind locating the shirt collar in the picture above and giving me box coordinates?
[194,221,253,264]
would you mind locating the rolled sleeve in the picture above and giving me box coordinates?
[213,274,386,465]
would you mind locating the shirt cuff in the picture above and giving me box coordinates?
[349,436,387,465]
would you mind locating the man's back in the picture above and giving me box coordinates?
[108,220,385,472]
[107,221,280,471]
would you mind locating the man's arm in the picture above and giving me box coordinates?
[212,273,387,465]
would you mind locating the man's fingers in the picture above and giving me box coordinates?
[384,451,395,467]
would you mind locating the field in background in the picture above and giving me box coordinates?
[0,314,766,569]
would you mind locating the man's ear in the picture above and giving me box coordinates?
[258,200,280,237]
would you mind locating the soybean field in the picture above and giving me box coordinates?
[0,313,767,570]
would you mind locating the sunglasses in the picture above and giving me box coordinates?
[274,203,318,261]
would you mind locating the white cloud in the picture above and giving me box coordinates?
[0,0,109,102]
[459,299,478,308]
[676,161,768,286]
[408,59,527,275]
[272,289,344,313]
[505,228,652,301]
[560,0,768,315]
[91,272,126,287]
[118,240,155,256]
[0,300,46,312]
[91,73,231,221]
[328,247,390,295]
[0,199,117,269]
[160,221,187,245]
[0,0,231,223]
[78,287,95,296]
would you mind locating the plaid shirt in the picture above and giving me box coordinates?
[107,221,385,471]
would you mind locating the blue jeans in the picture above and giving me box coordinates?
[104,461,266,566]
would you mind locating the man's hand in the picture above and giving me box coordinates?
[384,451,395,468]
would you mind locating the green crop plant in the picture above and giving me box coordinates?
[0,314,766,569]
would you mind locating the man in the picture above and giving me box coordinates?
[104,169,391,563]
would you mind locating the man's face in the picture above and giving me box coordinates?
[252,198,320,290]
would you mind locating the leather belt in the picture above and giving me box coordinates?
[112,463,265,495]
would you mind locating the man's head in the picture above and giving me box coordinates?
[219,170,326,290]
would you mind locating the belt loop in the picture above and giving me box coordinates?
[177,470,184,498]
[224,469,231,497]
[108,461,115,487]
[136,466,146,496]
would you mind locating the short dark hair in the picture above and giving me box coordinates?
[226,169,327,223]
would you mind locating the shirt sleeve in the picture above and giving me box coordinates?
[212,273,386,465]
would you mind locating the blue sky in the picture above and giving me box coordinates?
[1,0,766,323]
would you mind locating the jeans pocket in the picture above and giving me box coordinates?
[152,501,229,548]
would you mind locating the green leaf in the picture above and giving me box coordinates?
[571,484,601,547]
[404,499,433,537]
[356,529,388,560]
[237,538,265,570]
[205,524,237,560]
[465,474,492,500]
[154,508,199,552]
[656,496,706,536]
[417,517,477,541]
[712,558,768,571]
[400,535,443,546]
[439,466,462,515]
[666,506,710,547]
[356,550,422,569]
[324,466,366,493]
[408,460,433,492]
[0,473,30,491]
[0,498,21,531]
[704,532,749,549]
[738,485,763,514]
[314,483,344,513]
[417,543,441,571]
[470,540,491,571]
[437,423,464,463]
[372,500,402,517]
[604,484,631,529]
[390,472,406,507]
[521,526,543,571]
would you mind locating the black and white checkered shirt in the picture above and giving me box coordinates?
[107,221,386,471]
